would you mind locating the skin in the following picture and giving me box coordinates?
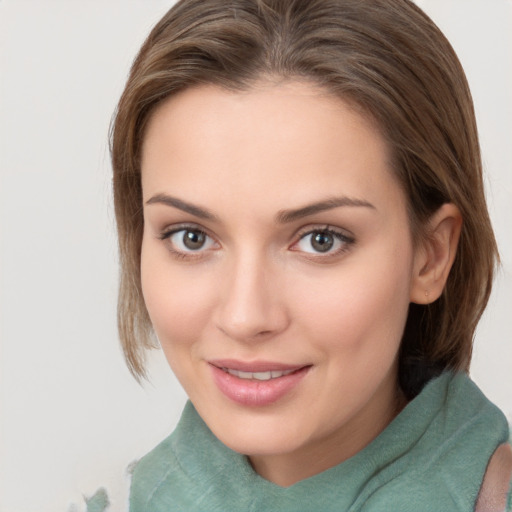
[140,82,461,487]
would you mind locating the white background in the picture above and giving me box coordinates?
[0,1,510,511]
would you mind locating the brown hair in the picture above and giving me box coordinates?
[111,0,498,395]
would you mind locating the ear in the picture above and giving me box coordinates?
[410,203,462,304]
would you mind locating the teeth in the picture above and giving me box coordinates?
[253,371,272,381]
[225,368,295,380]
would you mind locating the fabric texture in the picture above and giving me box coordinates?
[128,372,510,511]
[83,488,110,512]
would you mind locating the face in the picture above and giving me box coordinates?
[140,82,421,484]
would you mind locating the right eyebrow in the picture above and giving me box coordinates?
[145,193,218,221]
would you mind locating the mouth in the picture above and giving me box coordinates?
[208,360,311,406]
[221,367,298,381]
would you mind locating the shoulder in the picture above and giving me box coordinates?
[475,443,512,512]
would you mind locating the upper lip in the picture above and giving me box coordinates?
[208,359,309,372]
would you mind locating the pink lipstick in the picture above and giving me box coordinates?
[209,359,310,406]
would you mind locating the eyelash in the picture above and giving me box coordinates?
[158,224,355,261]
[291,225,355,260]
[158,224,217,260]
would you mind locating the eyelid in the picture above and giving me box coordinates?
[158,222,220,258]
[156,222,354,260]
[159,222,212,239]
[293,224,355,243]
[289,224,355,258]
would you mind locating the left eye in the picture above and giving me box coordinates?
[166,228,216,252]
[295,229,352,254]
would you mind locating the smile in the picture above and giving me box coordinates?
[209,361,311,406]
[222,368,296,381]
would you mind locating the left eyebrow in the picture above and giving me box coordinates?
[276,196,376,223]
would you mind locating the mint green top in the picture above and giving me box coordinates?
[125,372,509,511]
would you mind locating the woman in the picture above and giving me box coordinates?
[101,0,512,509]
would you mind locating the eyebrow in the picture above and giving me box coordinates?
[146,193,217,221]
[276,196,375,223]
[145,193,375,223]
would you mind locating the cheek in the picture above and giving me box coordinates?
[140,243,215,352]
[291,250,413,354]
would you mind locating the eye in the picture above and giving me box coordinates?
[161,227,217,254]
[293,227,354,256]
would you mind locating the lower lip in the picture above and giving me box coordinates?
[210,365,310,406]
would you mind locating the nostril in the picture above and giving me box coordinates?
[255,330,272,337]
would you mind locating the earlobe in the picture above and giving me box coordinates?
[410,203,462,305]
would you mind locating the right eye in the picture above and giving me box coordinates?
[161,227,217,255]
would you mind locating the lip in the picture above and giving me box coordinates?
[209,359,311,407]
[209,359,305,372]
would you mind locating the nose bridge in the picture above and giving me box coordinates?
[215,247,287,341]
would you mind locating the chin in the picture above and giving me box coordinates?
[221,429,302,457]
[201,405,309,456]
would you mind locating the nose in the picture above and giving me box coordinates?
[214,251,289,342]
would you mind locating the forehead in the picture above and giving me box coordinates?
[140,82,404,216]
